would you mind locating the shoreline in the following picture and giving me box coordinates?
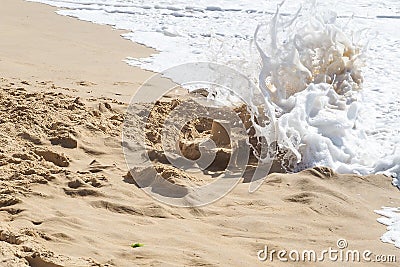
[0,0,164,104]
[0,0,400,266]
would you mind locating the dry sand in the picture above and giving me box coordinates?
[0,0,400,266]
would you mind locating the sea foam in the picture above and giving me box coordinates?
[248,2,365,172]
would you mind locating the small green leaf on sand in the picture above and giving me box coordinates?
[131,243,144,248]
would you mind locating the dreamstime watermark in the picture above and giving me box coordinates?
[257,239,397,263]
[122,62,277,207]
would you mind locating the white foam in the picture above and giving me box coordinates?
[250,2,375,174]
[375,207,400,248]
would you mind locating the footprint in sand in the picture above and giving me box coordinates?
[34,149,69,167]
[76,81,96,87]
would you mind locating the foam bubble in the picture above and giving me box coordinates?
[375,207,400,248]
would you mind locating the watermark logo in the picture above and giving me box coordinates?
[122,62,277,207]
[257,239,397,263]
[336,238,348,250]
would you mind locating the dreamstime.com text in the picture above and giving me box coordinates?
[257,239,397,263]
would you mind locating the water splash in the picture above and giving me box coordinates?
[255,2,365,104]
[249,1,379,174]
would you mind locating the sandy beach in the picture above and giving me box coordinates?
[1,0,400,266]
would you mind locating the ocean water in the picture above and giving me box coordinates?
[26,0,400,244]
